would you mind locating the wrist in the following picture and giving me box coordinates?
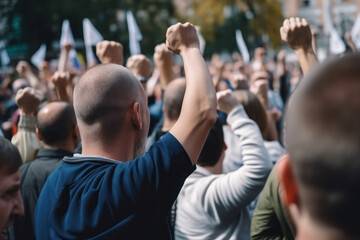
[295,46,315,57]
[179,47,201,57]
[18,108,35,116]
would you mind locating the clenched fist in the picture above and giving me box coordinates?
[166,22,199,54]
[15,87,42,115]
[51,71,70,90]
[96,40,124,65]
[126,54,152,78]
[16,61,31,76]
[280,18,312,52]
[216,89,241,114]
[154,43,173,66]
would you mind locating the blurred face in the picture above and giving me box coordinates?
[0,169,24,237]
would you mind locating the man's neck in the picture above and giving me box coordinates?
[162,117,177,132]
[296,212,353,240]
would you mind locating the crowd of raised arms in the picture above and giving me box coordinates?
[0,17,360,240]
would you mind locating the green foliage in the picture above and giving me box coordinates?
[3,0,175,59]
[184,0,284,54]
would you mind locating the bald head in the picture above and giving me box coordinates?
[74,64,145,140]
[163,78,186,121]
[37,101,76,145]
[285,54,360,237]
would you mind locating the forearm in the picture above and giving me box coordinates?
[58,48,69,72]
[294,48,318,75]
[11,115,42,162]
[158,62,174,89]
[55,86,71,103]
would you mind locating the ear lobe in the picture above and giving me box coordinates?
[36,128,42,141]
[131,102,142,130]
[73,124,80,142]
[277,154,299,206]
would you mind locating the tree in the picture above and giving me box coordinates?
[180,0,283,55]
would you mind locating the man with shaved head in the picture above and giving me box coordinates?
[11,100,78,240]
[146,77,186,150]
[35,22,216,239]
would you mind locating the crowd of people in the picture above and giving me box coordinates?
[0,16,359,240]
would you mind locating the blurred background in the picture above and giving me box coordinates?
[0,0,359,63]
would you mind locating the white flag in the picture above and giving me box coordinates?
[322,0,332,35]
[0,41,10,66]
[195,26,206,55]
[31,44,46,68]
[83,18,103,47]
[60,20,75,47]
[330,27,346,55]
[235,30,250,65]
[126,11,143,56]
[351,13,360,49]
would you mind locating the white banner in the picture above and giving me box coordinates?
[31,44,46,68]
[0,41,10,66]
[195,26,206,55]
[126,11,143,55]
[330,27,346,55]
[83,18,103,46]
[60,19,75,47]
[351,13,360,49]
[235,30,250,65]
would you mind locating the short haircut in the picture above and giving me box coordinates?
[37,103,76,145]
[234,90,268,137]
[285,54,360,238]
[73,64,142,141]
[0,137,22,174]
[197,118,224,167]
[163,78,186,121]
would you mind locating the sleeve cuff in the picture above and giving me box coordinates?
[18,115,37,131]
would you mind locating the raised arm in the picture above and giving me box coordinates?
[201,90,272,217]
[280,18,318,75]
[154,43,174,89]
[11,87,42,162]
[58,43,72,72]
[166,23,217,164]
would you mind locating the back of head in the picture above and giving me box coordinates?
[285,53,360,238]
[163,78,186,121]
[36,101,76,145]
[197,118,224,167]
[73,64,144,142]
[0,137,22,174]
[234,90,268,136]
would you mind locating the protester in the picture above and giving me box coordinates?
[175,90,272,239]
[0,137,24,240]
[34,22,217,239]
[10,99,78,240]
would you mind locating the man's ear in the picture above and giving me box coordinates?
[277,154,299,206]
[36,128,42,141]
[131,102,142,130]
[72,124,80,142]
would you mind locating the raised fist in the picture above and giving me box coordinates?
[126,54,152,78]
[154,43,173,66]
[96,40,124,65]
[280,17,312,52]
[15,87,42,115]
[166,22,199,54]
[16,61,31,76]
[216,89,241,114]
[51,71,70,90]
